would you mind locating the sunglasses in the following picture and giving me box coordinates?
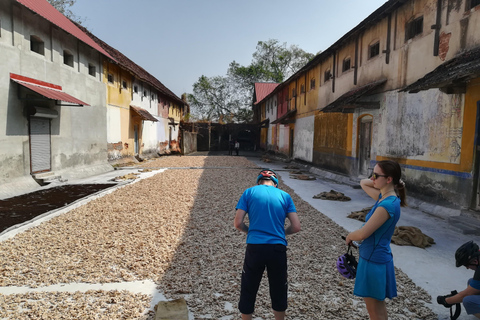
[371,172,388,180]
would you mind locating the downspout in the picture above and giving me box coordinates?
[354,36,359,85]
[304,72,307,105]
[432,0,442,56]
[295,78,298,110]
[332,51,336,93]
[383,13,392,64]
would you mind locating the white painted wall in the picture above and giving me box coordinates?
[294,116,314,162]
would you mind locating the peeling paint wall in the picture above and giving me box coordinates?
[293,116,314,162]
[379,90,464,163]
[278,125,290,155]
[313,112,353,173]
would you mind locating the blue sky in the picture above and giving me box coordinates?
[71,0,388,97]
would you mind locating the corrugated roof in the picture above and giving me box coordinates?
[10,73,89,106]
[15,0,114,61]
[76,24,185,106]
[400,46,480,93]
[253,83,279,105]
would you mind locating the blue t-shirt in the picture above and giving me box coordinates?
[359,195,401,264]
[236,185,296,246]
[470,267,480,290]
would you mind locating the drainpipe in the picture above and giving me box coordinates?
[383,14,392,64]
[304,72,307,105]
[432,0,442,56]
[332,51,336,93]
[354,36,359,85]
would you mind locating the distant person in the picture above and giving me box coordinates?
[437,241,480,319]
[234,169,301,320]
[235,140,240,156]
[345,160,406,320]
[229,139,235,155]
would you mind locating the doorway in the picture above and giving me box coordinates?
[358,115,373,176]
[134,125,139,154]
[29,117,51,173]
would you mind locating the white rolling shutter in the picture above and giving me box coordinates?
[30,117,51,173]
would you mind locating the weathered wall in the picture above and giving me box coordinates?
[182,131,197,154]
[293,116,314,162]
[313,112,353,174]
[0,1,110,187]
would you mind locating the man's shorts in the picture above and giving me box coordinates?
[464,278,480,314]
[238,244,288,314]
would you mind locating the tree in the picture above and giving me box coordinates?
[189,39,314,123]
[229,39,315,90]
[188,75,252,124]
[47,0,84,25]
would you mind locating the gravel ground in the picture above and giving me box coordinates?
[0,156,436,319]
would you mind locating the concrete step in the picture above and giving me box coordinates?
[448,215,480,235]
[32,172,62,185]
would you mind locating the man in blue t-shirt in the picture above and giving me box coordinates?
[438,241,480,318]
[234,169,301,320]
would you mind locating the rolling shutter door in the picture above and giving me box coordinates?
[30,117,51,173]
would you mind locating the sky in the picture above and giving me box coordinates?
[71,0,388,98]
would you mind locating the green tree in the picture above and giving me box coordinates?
[229,39,315,90]
[189,39,313,123]
[188,75,252,124]
[47,0,84,25]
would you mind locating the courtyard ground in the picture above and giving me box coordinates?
[0,155,476,319]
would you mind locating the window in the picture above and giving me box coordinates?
[324,69,332,82]
[63,50,74,67]
[292,88,296,97]
[285,93,289,101]
[368,42,380,59]
[310,78,316,90]
[107,74,114,83]
[300,84,305,94]
[88,64,96,77]
[30,35,44,55]
[468,0,480,10]
[133,85,138,93]
[122,80,127,89]
[143,90,147,97]
[342,58,351,72]
[405,16,423,41]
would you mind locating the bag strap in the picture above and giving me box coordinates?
[449,290,461,320]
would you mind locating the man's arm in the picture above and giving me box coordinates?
[285,212,301,235]
[234,209,248,233]
[445,285,480,304]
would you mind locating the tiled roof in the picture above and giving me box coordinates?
[130,106,158,122]
[253,83,279,105]
[76,24,185,106]
[15,0,114,61]
[322,79,387,113]
[401,46,480,93]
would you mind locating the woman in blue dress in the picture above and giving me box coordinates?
[346,160,407,320]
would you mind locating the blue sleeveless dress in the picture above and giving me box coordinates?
[353,195,401,301]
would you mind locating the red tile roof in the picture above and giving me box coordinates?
[253,83,279,105]
[15,0,114,61]
[76,24,185,106]
[10,73,89,106]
